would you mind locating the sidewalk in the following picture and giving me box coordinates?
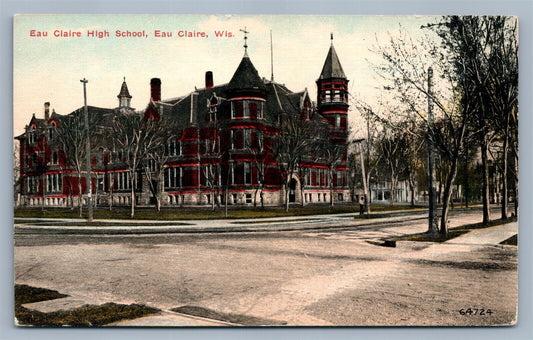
[445,221,518,246]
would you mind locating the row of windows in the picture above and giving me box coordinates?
[320,90,348,104]
[46,173,62,193]
[304,169,345,188]
[25,174,63,193]
[26,176,39,194]
[116,172,131,190]
[231,100,265,120]
[304,192,344,203]
[230,129,263,151]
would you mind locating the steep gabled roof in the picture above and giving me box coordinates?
[159,83,229,130]
[319,44,346,79]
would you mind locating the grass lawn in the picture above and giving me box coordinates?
[15,284,158,327]
[14,204,426,221]
[394,217,518,243]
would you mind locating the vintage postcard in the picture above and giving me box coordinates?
[13,14,518,327]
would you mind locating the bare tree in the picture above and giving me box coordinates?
[53,110,99,217]
[109,112,165,218]
[375,127,410,206]
[272,112,318,212]
[432,16,518,223]
[371,22,476,235]
[314,122,347,207]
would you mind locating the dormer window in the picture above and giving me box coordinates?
[48,122,57,140]
[209,105,217,123]
[28,126,36,145]
[209,95,218,123]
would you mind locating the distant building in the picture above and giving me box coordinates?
[15,37,350,208]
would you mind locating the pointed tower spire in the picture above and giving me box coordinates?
[319,37,346,80]
[117,77,132,109]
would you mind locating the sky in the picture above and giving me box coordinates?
[13,14,441,137]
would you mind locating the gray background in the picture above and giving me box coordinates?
[2,0,532,339]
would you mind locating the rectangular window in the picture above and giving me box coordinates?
[97,175,104,192]
[243,100,249,118]
[232,101,244,119]
[231,163,235,185]
[245,194,252,204]
[257,131,263,150]
[243,130,251,149]
[337,171,343,187]
[244,163,251,185]
[248,101,257,119]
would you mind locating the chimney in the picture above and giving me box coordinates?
[150,78,161,102]
[205,71,213,89]
[190,92,198,126]
[44,102,50,120]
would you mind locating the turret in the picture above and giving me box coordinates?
[316,34,349,132]
[117,77,132,109]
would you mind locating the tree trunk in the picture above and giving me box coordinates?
[130,171,136,218]
[390,172,397,206]
[501,119,509,219]
[284,181,290,212]
[41,173,46,211]
[67,177,74,209]
[253,186,259,208]
[109,174,114,211]
[439,155,460,235]
[480,139,491,225]
[464,161,470,209]
[514,152,518,217]
[300,182,305,207]
[329,170,334,207]
[78,174,83,217]
[409,173,416,207]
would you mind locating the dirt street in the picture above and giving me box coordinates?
[14,213,517,326]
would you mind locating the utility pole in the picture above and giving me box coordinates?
[353,138,370,214]
[427,67,437,233]
[81,78,93,222]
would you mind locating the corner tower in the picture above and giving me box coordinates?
[316,35,349,138]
